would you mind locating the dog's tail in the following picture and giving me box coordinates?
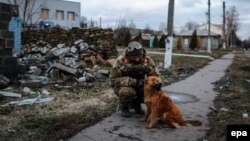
[182,120,202,127]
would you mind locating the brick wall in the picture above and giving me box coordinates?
[0,2,14,53]
[0,2,20,78]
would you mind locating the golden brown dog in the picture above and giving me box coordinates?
[140,76,192,129]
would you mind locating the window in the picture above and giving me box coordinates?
[56,10,64,20]
[41,9,49,19]
[67,11,75,21]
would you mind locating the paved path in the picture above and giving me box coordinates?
[69,53,234,141]
[118,48,215,60]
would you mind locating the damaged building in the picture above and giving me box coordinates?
[0,1,118,89]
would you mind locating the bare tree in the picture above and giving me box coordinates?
[143,24,153,34]
[80,16,87,28]
[128,19,136,29]
[183,21,199,31]
[89,19,96,28]
[8,0,40,28]
[114,17,130,46]
[115,17,127,29]
[159,22,167,34]
[226,6,239,47]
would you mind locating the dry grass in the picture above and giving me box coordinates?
[0,83,118,141]
[206,52,250,141]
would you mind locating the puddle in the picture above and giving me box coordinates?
[163,91,199,104]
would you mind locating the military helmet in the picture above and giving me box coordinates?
[125,41,144,57]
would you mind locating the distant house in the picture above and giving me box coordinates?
[175,29,221,49]
[2,0,80,29]
[141,33,155,48]
[197,23,223,36]
[130,29,159,48]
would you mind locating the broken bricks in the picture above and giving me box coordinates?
[0,27,117,90]
[53,63,78,76]
[0,74,10,89]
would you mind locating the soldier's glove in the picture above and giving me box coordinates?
[121,64,150,76]
[136,79,144,89]
[110,77,137,87]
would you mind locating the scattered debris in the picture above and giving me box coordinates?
[244,79,250,85]
[219,108,229,112]
[22,87,36,95]
[19,79,43,88]
[209,107,218,113]
[212,76,234,92]
[54,84,72,89]
[1,96,54,107]
[240,64,250,72]
[0,91,21,98]
[0,75,10,89]
[52,63,79,76]
[243,113,248,118]
[41,89,50,96]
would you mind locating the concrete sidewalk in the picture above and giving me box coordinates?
[68,53,234,141]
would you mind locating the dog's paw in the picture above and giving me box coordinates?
[163,124,171,128]
[139,117,146,122]
[172,122,181,128]
[146,124,154,129]
[185,123,193,127]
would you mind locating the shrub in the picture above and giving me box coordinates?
[153,35,159,48]
[197,36,202,50]
[159,35,166,48]
[176,36,183,50]
[189,30,197,50]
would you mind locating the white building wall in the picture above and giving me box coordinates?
[198,24,222,36]
[40,0,80,29]
[1,0,80,29]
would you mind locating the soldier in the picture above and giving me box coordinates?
[110,41,159,117]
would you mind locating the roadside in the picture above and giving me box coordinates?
[0,50,215,141]
[69,53,234,141]
[206,50,250,141]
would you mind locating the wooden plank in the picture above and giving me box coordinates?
[53,63,78,75]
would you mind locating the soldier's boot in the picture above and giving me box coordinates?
[131,101,145,115]
[120,104,132,117]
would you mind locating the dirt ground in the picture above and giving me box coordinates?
[206,51,250,140]
[0,49,230,141]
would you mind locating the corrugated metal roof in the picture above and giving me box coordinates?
[142,33,154,40]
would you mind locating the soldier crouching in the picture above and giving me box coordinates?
[109,41,159,117]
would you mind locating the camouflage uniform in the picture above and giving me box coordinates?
[110,41,159,117]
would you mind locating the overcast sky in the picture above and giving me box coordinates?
[68,0,250,40]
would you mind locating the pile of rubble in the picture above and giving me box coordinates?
[22,27,117,59]
[0,27,118,89]
[0,27,119,105]
[15,40,115,88]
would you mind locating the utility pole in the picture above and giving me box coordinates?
[164,0,175,69]
[100,17,102,28]
[222,1,226,49]
[207,0,211,53]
